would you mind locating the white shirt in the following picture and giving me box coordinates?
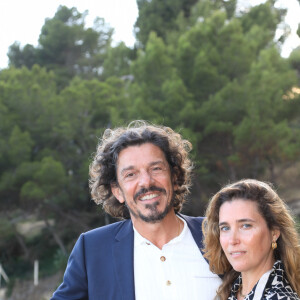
[133,217,222,300]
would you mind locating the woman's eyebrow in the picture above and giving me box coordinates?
[218,221,228,226]
[218,219,255,226]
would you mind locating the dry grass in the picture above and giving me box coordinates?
[6,271,62,300]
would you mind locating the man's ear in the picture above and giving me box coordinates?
[172,169,179,191]
[111,184,125,204]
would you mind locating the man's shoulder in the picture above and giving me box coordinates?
[180,214,204,224]
[81,219,132,242]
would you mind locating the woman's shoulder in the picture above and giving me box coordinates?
[264,261,299,300]
[264,287,300,300]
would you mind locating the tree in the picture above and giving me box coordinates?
[8,6,114,89]
[102,42,135,79]
[8,43,38,69]
[134,0,237,46]
[233,47,300,183]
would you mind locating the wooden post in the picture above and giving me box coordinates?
[34,260,39,286]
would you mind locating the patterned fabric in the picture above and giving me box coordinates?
[228,261,299,300]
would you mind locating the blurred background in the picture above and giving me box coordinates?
[0,0,300,299]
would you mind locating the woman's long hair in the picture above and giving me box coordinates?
[202,179,300,300]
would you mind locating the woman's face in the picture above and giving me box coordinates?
[219,199,279,278]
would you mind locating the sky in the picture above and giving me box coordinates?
[0,0,138,69]
[0,0,299,69]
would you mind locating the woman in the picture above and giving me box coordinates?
[203,179,300,300]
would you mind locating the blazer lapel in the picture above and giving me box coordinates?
[180,214,205,252]
[113,219,135,300]
[181,214,223,278]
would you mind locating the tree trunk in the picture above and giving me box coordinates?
[267,156,276,185]
[13,226,30,260]
[227,137,237,181]
[45,202,89,231]
[44,217,67,256]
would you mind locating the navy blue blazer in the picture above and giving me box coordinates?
[51,215,205,300]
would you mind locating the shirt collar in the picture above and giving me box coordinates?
[133,216,188,247]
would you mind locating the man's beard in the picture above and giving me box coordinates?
[124,186,175,223]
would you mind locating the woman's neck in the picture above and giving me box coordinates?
[240,258,275,297]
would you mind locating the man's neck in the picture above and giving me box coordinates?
[132,211,183,249]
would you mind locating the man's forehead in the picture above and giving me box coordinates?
[116,143,167,168]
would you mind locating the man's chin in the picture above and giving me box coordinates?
[139,213,166,223]
[138,205,171,223]
[126,195,175,223]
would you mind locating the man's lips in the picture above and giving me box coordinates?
[134,186,166,201]
[140,193,159,201]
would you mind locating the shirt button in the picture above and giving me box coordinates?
[146,242,150,245]
[160,256,166,262]
[166,280,171,286]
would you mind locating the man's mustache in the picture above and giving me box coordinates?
[134,186,166,201]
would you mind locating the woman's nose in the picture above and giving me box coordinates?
[229,228,240,245]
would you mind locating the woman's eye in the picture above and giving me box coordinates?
[242,223,252,229]
[220,226,229,232]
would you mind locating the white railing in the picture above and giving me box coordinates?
[0,264,9,288]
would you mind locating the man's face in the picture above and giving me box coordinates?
[111,143,177,224]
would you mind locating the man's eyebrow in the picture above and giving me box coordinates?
[119,160,166,175]
[120,166,134,176]
[149,160,165,166]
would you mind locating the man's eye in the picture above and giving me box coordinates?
[153,167,162,171]
[152,165,166,173]
[125,172,134,178]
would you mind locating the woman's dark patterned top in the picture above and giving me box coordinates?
[228,261,299,300]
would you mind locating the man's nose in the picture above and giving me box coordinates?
[138,170,153,187]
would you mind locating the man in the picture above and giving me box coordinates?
[51,121,221,300]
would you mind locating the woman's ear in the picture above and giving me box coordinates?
[272,228,280,241]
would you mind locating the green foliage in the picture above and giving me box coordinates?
[8,6,114,89]
[288,48,300,81]
[0,218,14,247]
[8,126,34,165]
[8,43,38,69]
[20,181,46,201]
[53,248,69,271]
[135,0,184,45]
[134,0,238,46]
[20,157,67,202]
[102,42,134,79]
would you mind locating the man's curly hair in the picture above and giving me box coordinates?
[89,120,193,219]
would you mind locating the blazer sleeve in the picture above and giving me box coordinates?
[50,234,88,300]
